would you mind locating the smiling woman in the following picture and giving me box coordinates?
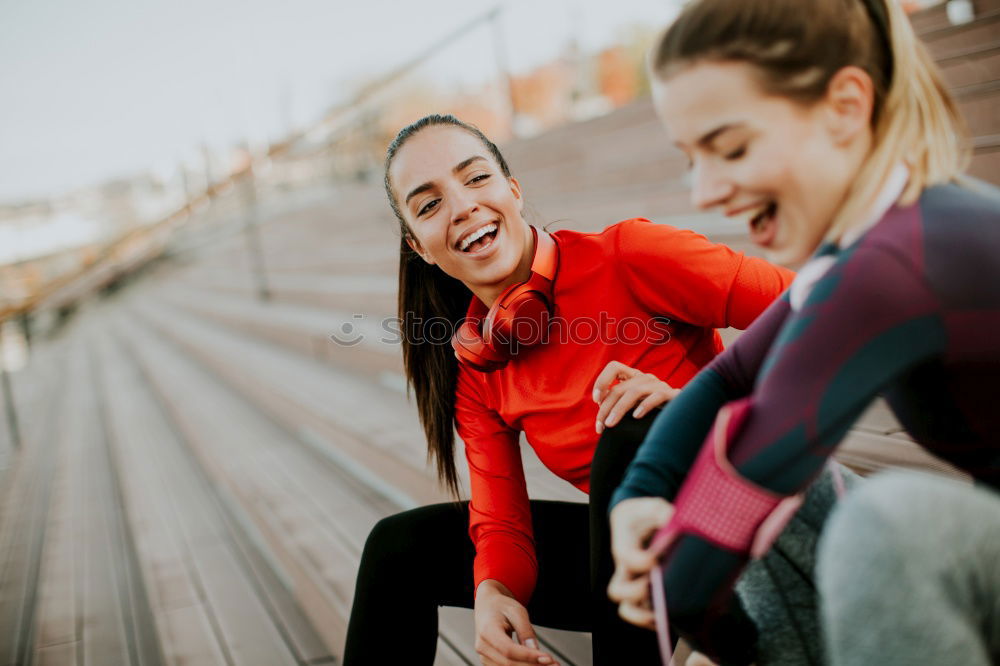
[652,62,866,265]
[607,1,1000,665]
[335,114,838,666]
[392,124,535,312]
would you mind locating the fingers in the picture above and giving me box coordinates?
[607,556,658,604]
[614,540,658,576]
[477,632,556,666]
[477,634,558,665]
[618,598,657,630]
[609,499,673,570]
[591,360,636,404]
[593,365,677,432]
[505,612,556,665]
[631,386,680,419]
[608,563,657,631]
[475,605,558,666]
[477,636,547,666]
[686,651,720,666]
[596,385,646,433]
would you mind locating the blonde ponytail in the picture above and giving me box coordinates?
[827,0,969,240]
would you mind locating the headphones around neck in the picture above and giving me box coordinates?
[451,226,559,372]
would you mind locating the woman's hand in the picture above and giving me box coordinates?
[592,361,679,434]
[474,580,559,665]
[686,651,720,666]
[607,497,674,629]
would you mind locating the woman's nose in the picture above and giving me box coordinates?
[449,191,478,224]
[690,161,734,211]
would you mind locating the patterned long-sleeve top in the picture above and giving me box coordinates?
[612,180,1000,662]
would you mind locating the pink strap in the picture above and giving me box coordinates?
[646,398,807,666]
[830,460,847,499]
[650,556,675,664]
[668,398,789,553]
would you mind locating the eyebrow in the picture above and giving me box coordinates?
[675,123,745,152]
[696,123,744,149]
[404,155,488,205]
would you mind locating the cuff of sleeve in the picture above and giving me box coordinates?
[473,537,538,606]
[609,486,642,513]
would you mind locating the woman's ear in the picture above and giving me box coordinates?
[823,66,875,146]
[405,235,436,265]
[509,176,524,213]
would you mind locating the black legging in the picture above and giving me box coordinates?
[343,412,661,665]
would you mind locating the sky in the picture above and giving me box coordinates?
[0,0,681,205]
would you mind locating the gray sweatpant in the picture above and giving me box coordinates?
[817,470,1000,665]
[734,464,860,666]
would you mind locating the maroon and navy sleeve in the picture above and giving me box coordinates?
[614,241,948,662]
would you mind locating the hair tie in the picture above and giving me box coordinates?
[859,0,894,86]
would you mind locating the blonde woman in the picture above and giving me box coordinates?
[608,0,1000,664]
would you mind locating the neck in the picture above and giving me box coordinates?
[468,228,536,308]
[838,163,910,248]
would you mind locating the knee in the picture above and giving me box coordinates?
[361,510,424,573]
[590,415,647,493]
[817,472,931,597]
[822,472,928,547]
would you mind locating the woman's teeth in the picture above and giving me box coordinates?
[459,223,498,252]
[749,202,777,230]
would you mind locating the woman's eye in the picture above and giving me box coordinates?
[725,145,747,160]
[468,173,490,184]
[418,199,440,216]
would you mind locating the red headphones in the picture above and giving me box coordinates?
[451,226,559,372]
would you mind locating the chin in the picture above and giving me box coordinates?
[475,257,519,286]
[764,239,812,269]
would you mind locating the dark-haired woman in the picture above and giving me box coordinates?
[608,0,1000,665]
[342,113,801,666]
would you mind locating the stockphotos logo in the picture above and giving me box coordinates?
[329,314,368,347]
[329,313,671,349]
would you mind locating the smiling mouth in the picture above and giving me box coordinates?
[749,202,777,231]
[457,222,499,253]
[748,201,778,245]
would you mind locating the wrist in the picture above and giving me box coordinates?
[476,578,514,600]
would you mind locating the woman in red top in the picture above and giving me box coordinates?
[342,114,793,665]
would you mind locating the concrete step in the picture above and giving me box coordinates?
[921,7,1000,58]
[0,339,72,666]
[3,323,166,666]
[152,284,401,386]
[114,300,588,658]
[94,319,334,666]
[910,0,1000,35]
[937,39,1000,89]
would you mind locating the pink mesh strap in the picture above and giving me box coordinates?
[669,398,789,552]
[646,398,805,666]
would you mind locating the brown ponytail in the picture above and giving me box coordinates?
[385,114,513,496]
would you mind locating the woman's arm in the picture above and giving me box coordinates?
[605,295,792,662]
[614,219,794,330]
[455,366,536,604]
[648,246,948,661]
[456,367,561,665]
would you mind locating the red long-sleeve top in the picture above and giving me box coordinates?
[454,219,793,604]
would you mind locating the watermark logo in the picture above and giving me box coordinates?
[329,313,366,347]
[329,313,672,350]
